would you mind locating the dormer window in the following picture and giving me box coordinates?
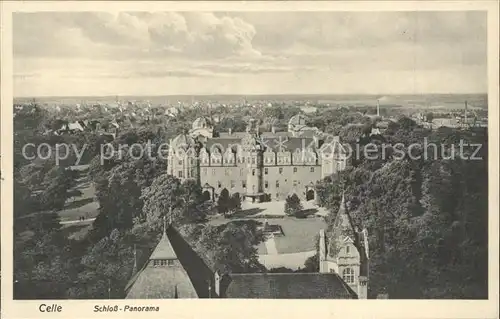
[154,259,174,267]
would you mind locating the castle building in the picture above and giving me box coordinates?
[167,115,347,202]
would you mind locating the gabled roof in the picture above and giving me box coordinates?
[125,260,199,299]
[125,224,216,299]
[149,233,177,260]
[223,273,357,299]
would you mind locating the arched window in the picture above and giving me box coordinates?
[342,268,355,284]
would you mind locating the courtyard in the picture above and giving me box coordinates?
[209,199,330,270]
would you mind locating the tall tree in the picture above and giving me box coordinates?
[217,188,231,216]
[284,193,303,216]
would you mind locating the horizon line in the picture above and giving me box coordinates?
[13,92,488,99]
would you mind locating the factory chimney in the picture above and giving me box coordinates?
[464,101,468,128]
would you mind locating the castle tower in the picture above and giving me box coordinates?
[245,140,264,203]
[168,134,195,180]
[243,119,264,202]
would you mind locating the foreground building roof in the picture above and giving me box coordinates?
[125,224,215,299]
[223,273,357,299]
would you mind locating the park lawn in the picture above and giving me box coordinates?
[17,173,99,242]
[272,217,325,254]
[209,216,326,255]
[57,176,99,222]
[60,221,93,241]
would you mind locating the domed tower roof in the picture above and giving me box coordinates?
[192,117,211,130]
[171,134,195,150]
[288,114,307,127]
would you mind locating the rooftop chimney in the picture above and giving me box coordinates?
[271,126,276,134]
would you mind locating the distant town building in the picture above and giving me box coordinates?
[167,114,347,202]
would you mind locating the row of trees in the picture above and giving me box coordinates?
[314,117,488,298]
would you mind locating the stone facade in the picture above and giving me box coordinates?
[167,115,347,202]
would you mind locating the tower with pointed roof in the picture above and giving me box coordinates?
[319,193,370,299]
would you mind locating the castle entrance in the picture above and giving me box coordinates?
[306,189,315,201]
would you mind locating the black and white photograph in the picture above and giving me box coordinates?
[1,1,499,318]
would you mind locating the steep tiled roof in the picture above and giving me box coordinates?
[149,234,177,260]
[125,225,215,299]
[126,262,199,299]
[223,273,357,299]
[166,226,217,298]
[196,128,340,155]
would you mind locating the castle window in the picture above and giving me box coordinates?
[242,181,246,188]
[264,181,268,188]
[212,169,216,175]
[265,168,268,175]
[276,181,279,188]
[231,180,235,188]
[279,168,283,174]
[252,169,255,176]
[218,181,221,188]
[342,268,355,284]
[225,169,230,176]
[178,160,183,165]
[346,246,350,254]
[178,171,183,178]
[203,168,207,175]
[310,167,315,172]
[293,180,297,187]
[293,167,298,173]
[252,158,256,164]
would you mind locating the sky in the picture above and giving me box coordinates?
[13,11,487,97]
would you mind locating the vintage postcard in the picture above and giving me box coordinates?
[1,1,499,319]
